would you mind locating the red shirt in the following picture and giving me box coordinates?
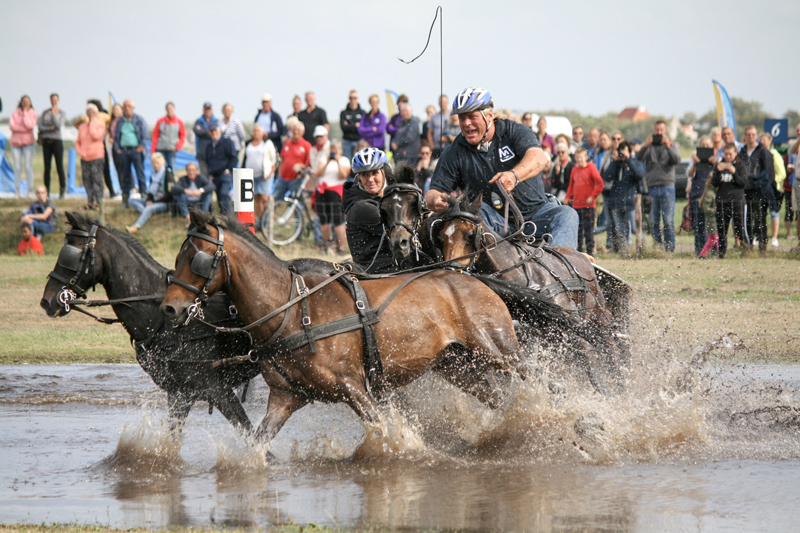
[565,163,604,208]
[18,236,44,256]
[279,138,312,181]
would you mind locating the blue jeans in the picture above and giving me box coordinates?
[480,200,578,249]
[157,150,176,170]
[11,144,35,195]
[128,199,170,228]
[176,192,214,216]
[31,219,56,239]
[212,174,232,214]
[273,176,302,200]
[117,148,147,195]
[342,139,359,160]
[649,184,676,252]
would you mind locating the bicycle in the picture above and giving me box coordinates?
[259,168,316,246]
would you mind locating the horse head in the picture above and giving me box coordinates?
[41,211,107,317]
[431,193,486,269]
[379,164,430,263]
[161,209,231,326]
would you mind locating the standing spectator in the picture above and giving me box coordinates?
[739,125,774,253]
[604,141,645,255]
[151,101,185,170]
[275,122,312,200]
[719,126,743,159]
[297,91,328,144]
[571,125,584,153]
[536,117,555,155]
[9,95,37,198]
[108,103,125,194]
[37,93,67,198]
[171,162,215,226]
[242,124,277,225]
[698,174,719,258]
[593,130,614,240]
[18,222,44,256]
[426,94,449,158]
[254,93,284,152]
[358,94,387,150]
[113,99,148,206]
[784,123,800,241]
[391,104,420,164]
[630,137,643,155]
[565,147,604,255]
[126,152,175,234]
[205,121,238,214]
[790,126,800,247]
[194,102,216,177]
[760,132,786,248]
[549,142,574,202]
[74,100,115,200]
[219,103,246,153]
[583,128,600,159]
[313,138,350,254]
[421,104,436,143]
[286,95,302,128]
[387,94,409,148]
[686,136,715,256]
[611,131,624,155]
[636,120,681,252]
[21,185,58,238]
[76,104,107,210]
[340,90,365,159]
[416,142,435,190]
[710,126,724,157]
[441,114,462,149]
[712,143,747,258]
[521,112,533,129]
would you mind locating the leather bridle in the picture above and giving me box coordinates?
[379,183,433,263]
[48,225,100,309]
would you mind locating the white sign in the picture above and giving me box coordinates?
[232,168,254,212]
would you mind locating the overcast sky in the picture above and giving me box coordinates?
[2,0,797,125]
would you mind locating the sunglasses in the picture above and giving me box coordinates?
[349,97,358,100]
[557,151,567,155]
[612,137,622,141]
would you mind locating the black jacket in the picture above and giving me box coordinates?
[711,158,747,202]
[342,181,396,274]
[739,143,774,193]
[340,105,365,142]
[549,159,574,195]
[171,173,216,196]
[205,137,238,178]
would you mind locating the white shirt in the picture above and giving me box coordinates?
[245,142,266,177]
[320,157,350,188]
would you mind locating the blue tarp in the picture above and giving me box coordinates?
[0,131,25,195]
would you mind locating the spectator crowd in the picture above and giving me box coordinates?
[8,91,800,258]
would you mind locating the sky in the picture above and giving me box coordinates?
[1,0,798,125]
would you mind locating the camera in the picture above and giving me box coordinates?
[652,133,663,145]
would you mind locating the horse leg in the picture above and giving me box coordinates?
[338,377,382,425]
[167,390,196,439]
[433,345,506,409]
[209,385,253,437]
[253,389,308,447]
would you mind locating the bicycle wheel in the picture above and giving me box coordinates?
[265,198,305,246]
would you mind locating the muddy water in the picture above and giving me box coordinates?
[2,359,800,531]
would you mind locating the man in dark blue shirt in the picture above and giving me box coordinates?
[425,87,578,248]
[205,120,238,214]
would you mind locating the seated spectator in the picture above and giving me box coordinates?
[171,162,215,227]
[21,185,58,239]
[126,153,174,234]
[549,142,574,202]
[565,147,604,255]
[242,124,277,226]
[358,94,387,150]
[18,222,43,256]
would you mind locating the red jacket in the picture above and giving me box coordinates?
[151,115,186,153]
[565,163,604,208]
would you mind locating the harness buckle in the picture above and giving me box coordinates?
[302,316,311,326]
[57,287,78,313]
[228,304,238,317]
[356,300,366,310]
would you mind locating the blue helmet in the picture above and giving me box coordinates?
[351,147,389,174]
[451,87,493,115]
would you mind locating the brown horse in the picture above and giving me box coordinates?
[431,195,631,386]
[160,211,528,448]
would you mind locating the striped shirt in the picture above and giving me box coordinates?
[220,116,246,151]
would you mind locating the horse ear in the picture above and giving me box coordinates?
[65,211,79,228]
[400,165,416,185]
[470,193,483,212]
[189,208,207,230]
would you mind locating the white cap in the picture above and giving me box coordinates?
[313,125,328,138]
[261,93,272,102]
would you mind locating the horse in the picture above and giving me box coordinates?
[40,212,263,439]
[430,194,633,385]
[160,210,530,449]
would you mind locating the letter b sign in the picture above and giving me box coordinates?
[232,168,255,212]
[240,178,254,203]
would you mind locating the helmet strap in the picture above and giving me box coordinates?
[477,110,493,151]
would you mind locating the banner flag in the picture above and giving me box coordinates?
[385,89,399,117]
[712,80,736,137]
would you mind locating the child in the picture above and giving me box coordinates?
[711,143,747,258]
[18,222,43,256]
[565,147,604,255]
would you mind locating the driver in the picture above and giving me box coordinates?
[342,147,397,273]
[424,87,578,248]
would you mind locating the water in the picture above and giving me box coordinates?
[1,359,800,531]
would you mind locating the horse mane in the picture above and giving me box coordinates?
[440,190,482,219]
[191,209,285,264]
[66,211,158,265]
[385,162,417,187]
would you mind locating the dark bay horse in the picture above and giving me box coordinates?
[40,212,261,438]
[160,210,528,448]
